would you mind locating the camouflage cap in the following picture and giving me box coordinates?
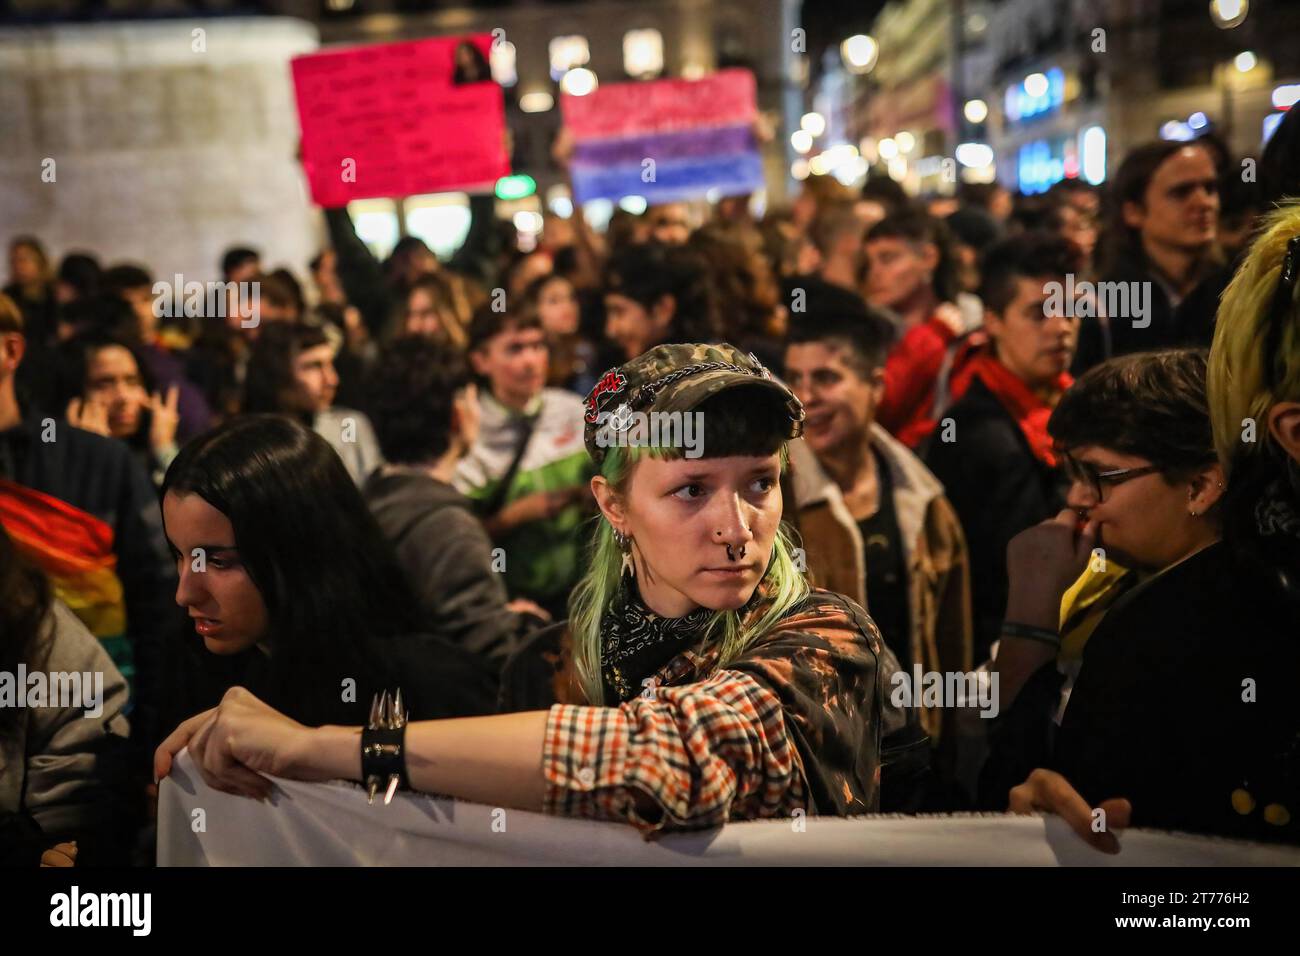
[582,342,805,464]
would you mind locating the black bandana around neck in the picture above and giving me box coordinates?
[599,582,714,705]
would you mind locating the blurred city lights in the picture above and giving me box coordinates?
[1210,0,1249,29]
[490,41,517,88]
[840,34,878,74]
[791,158,810,180]
[887,157,908,181]
[963,99,989,123]
[800,112,826,136]
[519,91,554,113]
[1234,51,1257,73]
[1274,84,1300,109]
[955,142,994,168]
[512,211,543,235]
[623,29,664,79]
[791,129,813,153]
[618,195,648,214]
[1024,73,1049,98]
[561,67,598,96]
[495,174,536,200]
[877,137,899,160]
[549,35,590,80]
[1160,119,1196,141]
[1188,111,1209,130]
[895,131,916,153]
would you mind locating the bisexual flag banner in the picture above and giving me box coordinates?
[562,69,764,205]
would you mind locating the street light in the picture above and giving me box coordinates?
[964,99,989,123]
[801,112,827,137]
[841,34,878,75]
[895,131,916,153]
[791,130,813,153]
[1210,0,1249,29]
[1234,50,1257,73]
[561,68,598,96]
[878,137,899,160]
[1024,73,1049,98]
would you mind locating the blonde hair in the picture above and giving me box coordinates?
[1208,202,1300,475]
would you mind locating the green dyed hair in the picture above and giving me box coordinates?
[567,386,810,705]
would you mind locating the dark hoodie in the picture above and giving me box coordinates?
[363,468,533,672]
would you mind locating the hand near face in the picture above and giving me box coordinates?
[1009,768,1132,854]
[1005,509,1098,626]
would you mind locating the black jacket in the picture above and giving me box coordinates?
[160,627,499,737]
[924,378,1067,662]
[982,541,1300,843]
[363,468,533,671]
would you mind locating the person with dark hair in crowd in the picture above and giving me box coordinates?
[157,415,497,739]
[0,524,135,866]
[4,237,58,346]
[644,202,691,246]
[99,264,213,441]
[784,312,972,768]
[54,252,102,310]
[1259,103,1300,212]
[982,349,1226,807]
[958,181,1014,228]
[0,292,174,779]
[994,207,1300,848]
[602,242,722,361]
[363,337,545,672]
[688,221,786,368]
[1095,140,1224,356]
[397,271,472,349]
[859,176,912,221]
[456,308,592,618]
[57,332,180,487]
[524,272,596,395]
[864,210,983,449]
[244,322,383,485]
[220,246,261,285]
[925,232,1080,662]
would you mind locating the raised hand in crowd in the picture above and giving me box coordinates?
[65,395,111,436]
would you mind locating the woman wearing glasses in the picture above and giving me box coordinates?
[993,205,1300,850]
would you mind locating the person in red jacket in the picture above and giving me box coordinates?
[864,211,984,450]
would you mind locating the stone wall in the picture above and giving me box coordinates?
[0,17,320,285]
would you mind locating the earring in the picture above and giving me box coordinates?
[614,528,634,579]
[1190,509,1200,517]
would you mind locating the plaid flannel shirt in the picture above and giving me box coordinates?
[501,589,885,835]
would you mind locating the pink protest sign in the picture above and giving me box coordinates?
[561,69,757,140]
[292,35,509,206]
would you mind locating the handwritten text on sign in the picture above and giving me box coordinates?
[291,35,509,206]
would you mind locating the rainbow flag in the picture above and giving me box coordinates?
[0,478,132,685]
[562,68,764,205]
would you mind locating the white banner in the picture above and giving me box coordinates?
[158,750,1300,867]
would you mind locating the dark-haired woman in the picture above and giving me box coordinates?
[157,344,907,834]
[156,415,497,741]
[0,525,135,866]
[58,333,180,487]
[601,242,722,361]
[524,273,597,395]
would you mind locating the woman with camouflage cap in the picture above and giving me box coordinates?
[155,343,899,834]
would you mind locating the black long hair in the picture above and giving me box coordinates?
[159,415,420,724]
[602,241,722,346]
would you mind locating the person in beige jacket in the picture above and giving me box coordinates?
[784,314,973,751]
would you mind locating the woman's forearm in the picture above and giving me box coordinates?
[306,711,551,812]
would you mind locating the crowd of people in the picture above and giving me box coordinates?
[3,105,1300,865]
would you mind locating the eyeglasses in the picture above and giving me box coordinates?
[1263,235,1300,391]
[1061,454,1163,502]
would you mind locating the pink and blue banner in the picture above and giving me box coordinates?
[562,69,764,205]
